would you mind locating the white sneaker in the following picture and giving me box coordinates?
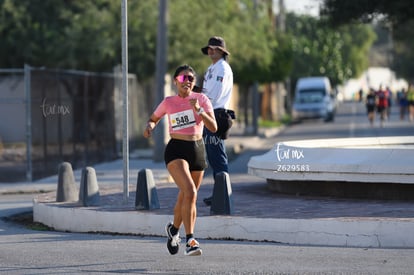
[184,238,202,256]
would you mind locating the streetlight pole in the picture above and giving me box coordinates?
[153,0,168,161]
[121,0,129,203]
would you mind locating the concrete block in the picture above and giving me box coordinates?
[210,171,233,215]
[79,167,100,206]
[135,169,160,210]
[248,136,414,199]
[56,162,78,202]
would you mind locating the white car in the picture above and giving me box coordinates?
[292,76,336,122]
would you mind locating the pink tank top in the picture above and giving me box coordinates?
[153,92,213,136]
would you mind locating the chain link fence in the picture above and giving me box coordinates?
[0,66,154,182]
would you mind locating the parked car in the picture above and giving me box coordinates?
[292,76,336,122]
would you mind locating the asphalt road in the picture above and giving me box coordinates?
[277,100,414,141]
[1,217,414,274]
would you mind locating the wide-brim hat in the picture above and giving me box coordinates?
[201,36,230,55]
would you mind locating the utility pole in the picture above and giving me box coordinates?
[277,0,286,32]
[24,64,32,182]
[153,0,168,162]
[277,0,291,115]
[251,0,260,136]
[121,0,129,202]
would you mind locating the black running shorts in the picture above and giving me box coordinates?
[164,139,207,171]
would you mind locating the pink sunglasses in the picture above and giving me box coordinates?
[176,75,195,83]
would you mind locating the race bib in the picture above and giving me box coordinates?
[170,109,196,131]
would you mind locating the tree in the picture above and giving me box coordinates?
[320,0,414,80]
[168,0,283,85]
[62,0,120,71]
[0,0,74,68]
[320,0,414,27]
[0,0,292,84]
[0,0,121,70]
[392,19,414,81]
[286,13,375,86]
[168,0,291,127]
[337,24,376,80]
[127,1,158,80]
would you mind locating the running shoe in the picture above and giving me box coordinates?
[184,238,202,256]
[165,222,180,255]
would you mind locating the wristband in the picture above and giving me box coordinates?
[197,107,205,115]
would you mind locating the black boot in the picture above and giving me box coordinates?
[203,196,212,206]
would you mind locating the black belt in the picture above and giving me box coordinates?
[214,108,236,119]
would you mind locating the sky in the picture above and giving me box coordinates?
[277,0,322,17]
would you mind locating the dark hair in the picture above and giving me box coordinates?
[173,64,196,78]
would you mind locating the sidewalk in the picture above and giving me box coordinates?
[4,125,414,248]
